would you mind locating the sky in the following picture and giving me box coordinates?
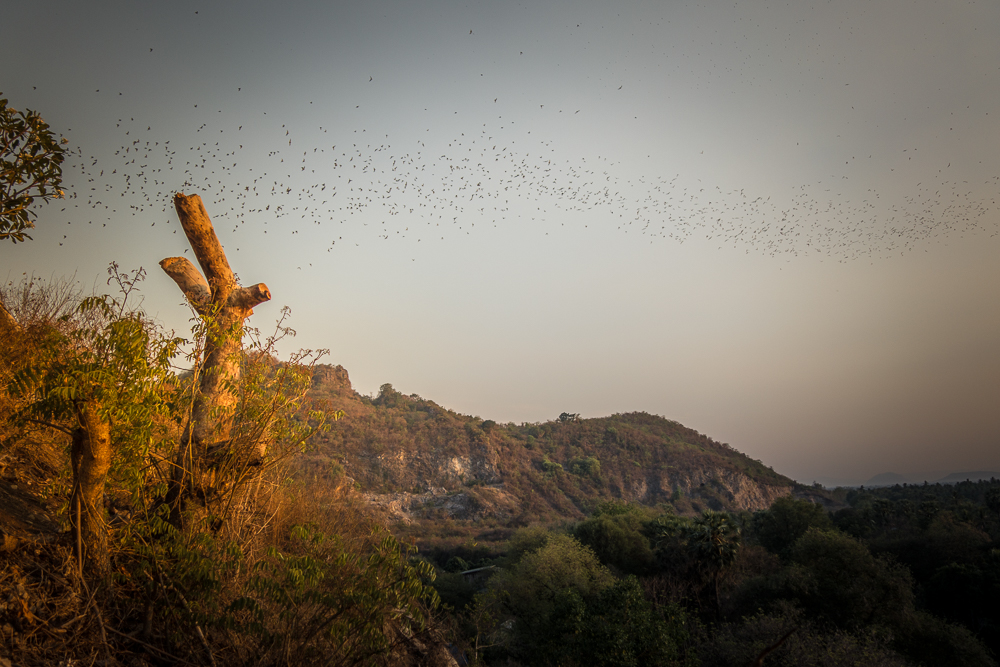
[2,0,998,486]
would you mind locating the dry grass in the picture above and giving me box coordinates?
[0,465,441,667]
[0,278,453,665]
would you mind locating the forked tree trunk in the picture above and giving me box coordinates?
[70,402,112,575]
[160,193,270,513]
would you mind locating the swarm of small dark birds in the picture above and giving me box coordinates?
[53,87,997,262]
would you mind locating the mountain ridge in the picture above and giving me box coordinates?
[299,364,833,525]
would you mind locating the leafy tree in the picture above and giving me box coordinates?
[650,510,743,617]
[541,457,564,475]
[578,575,692,667]
[1,97,67,243]
[923,561,1000,640]
[754,495,832,559]
[869,511,993,583]
[485,530,692,665]
[788,528,913,631]
[731,527,997,665]
[591,500,647,517]
[492,534,614,663]
[375,382,404,408]
[432,570,477,612]
[504,524,553,564]
[464,586,512,664]
[686,510,743,614]
[831,505,876,538]
[892,610,997,667]
[574,506,656,575]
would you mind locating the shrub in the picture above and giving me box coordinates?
[569,455,601,477]
[541,457,563,475]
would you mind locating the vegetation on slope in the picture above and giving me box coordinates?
[303,370,803,529]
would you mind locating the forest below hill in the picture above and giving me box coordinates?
[422,484,1000,666]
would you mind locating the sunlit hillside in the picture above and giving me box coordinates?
[300,364,825,530]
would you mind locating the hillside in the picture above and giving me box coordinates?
[298,364,824,527]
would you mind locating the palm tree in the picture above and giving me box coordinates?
[686,510,742,616]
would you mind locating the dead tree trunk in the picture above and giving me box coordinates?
[2,297,113,576]
[70,402,112,575]
[160,193,270,513]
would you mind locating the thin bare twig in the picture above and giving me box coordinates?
[750,627,797,667]
[104,625,199,666]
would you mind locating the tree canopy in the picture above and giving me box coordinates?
[0,97,67,243]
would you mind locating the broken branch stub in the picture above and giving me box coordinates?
[161,192,271,498]
[159,257,212,315]
[228,283,271,315]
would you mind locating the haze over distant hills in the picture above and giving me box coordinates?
[853,470,1000,488]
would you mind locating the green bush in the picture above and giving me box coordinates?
[541,457,563,475]
[569,455,601,477]
[574,511,655,575]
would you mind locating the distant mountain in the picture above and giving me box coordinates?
[936,471,1000,484]
[299,364,830,526]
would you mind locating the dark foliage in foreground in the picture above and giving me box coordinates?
[428,487,1000,666]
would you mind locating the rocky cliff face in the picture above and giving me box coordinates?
[369,449,503,489]
[311,364,352,395]
[359,465,793,524]
[301,364,814,524]
[363,484,520,524]
[622,467,794,512]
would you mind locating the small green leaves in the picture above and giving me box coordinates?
[1,97,67,243]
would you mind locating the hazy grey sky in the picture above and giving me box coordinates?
[3,0,998,485]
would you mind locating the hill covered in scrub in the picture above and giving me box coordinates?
[298,364,828,526]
